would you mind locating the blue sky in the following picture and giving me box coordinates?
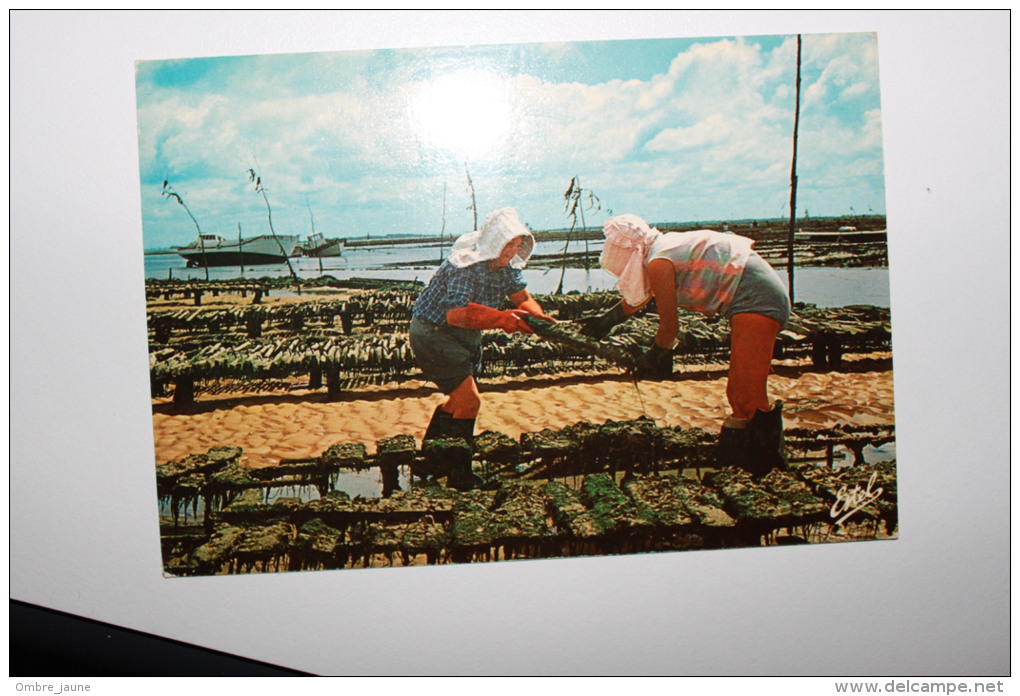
[136,32,886,249]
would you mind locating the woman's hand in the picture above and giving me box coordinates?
[509,290,556,322]
[446,303,534,334]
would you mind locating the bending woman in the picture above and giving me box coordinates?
[583,214,791,477]
[409,207,554,489]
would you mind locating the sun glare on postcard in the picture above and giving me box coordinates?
[412,69,510,159]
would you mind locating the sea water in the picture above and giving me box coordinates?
[144,240,891,307]
[158,468,409,525]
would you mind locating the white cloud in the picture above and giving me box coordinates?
[646,113,734,151]
[138,33,886,246]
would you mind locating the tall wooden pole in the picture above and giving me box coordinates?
[465,162,478,231]
[439,180,447,262]
[248,168,300,289]
[162,182,209,281]
[238,223,245,277]
[787,34,802,304]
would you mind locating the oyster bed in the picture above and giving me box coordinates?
[158,419,897,576]
[146,288,891,405]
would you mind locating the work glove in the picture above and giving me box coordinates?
[447,303,534,334]
[578,301,629,339]
[630,342,673,379]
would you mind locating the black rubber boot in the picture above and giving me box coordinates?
[444,416,480,491]
[422,406,446,442]
[745,401,788,477]
[420,408,479,490]
[416,406,455,480]
[444,415,475,442]
[718,421,751,470]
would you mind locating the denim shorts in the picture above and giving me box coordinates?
[725,252,792,328]
[409,316,483,394]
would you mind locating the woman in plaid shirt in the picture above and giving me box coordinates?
[410,207,554,489]
[582,214,791,477]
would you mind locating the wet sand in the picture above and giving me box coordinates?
[151,353,895,468]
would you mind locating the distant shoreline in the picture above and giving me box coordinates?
[145,215,887,255]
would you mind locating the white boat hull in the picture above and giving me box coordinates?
[176,234,299,267]
[302,233,346,258]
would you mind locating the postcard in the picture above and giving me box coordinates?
[136,32,896,576]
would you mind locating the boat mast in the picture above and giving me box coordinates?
[309,202,322,274]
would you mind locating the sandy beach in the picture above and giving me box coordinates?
[151,353,894,469]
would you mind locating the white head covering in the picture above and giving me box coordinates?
[599,214,661,306]
[448,207,536,269]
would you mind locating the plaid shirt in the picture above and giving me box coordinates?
[648,231,755,317]
[412,259,527,325]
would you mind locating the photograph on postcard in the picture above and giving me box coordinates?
[136,32,896,576]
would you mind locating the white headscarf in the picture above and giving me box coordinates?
[599,214,661,306]
[448,207,536,269]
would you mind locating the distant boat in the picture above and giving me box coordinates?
[794,228,887,243]
[175,233,299,267]
[302,232,347,258]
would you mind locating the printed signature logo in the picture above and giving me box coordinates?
[830,472,884,526]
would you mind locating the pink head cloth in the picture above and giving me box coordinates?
[600,214,661,306]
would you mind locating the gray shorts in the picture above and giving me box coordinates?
[725,252,792,328]
[409,316,483,394]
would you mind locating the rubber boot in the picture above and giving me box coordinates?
[416,406,452,480]
[444,416,481,491]
[422,405,446,443]
[745,401,788,477]
[420,408,479,490]
[717,417,751,470]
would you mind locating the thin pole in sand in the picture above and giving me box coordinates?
[238,223,245,277]
[787,34,802,304]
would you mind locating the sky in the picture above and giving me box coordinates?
[135,32,886,250]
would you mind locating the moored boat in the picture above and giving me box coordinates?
[175,233,299,267]
[302,232,347,258]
